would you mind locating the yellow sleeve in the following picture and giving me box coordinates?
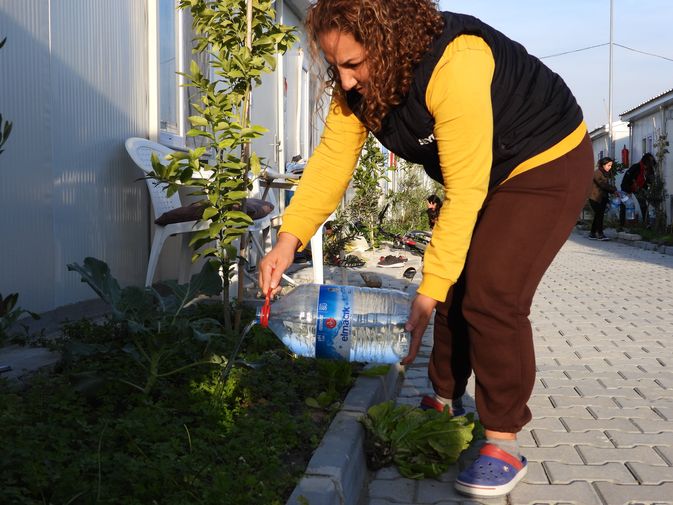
[418,35,495,301]
[279,95,367,249]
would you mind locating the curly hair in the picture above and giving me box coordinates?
[306,0,444,132]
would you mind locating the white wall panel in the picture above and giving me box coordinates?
[0,0,150,312]
[50,0,149,307]
[0,1,56,312]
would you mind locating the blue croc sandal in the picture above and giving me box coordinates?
[419,395,466,416]
[455,443,527,497]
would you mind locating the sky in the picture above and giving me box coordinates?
[438,0,673,131]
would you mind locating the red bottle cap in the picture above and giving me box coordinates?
[259,288,272,328]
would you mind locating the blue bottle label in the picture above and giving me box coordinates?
[315,285,354,360]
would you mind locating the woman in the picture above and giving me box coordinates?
[259,0,593,497]
[588,156,617,240]
[619,152,656,227]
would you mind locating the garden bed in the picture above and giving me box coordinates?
[0,306,363,505]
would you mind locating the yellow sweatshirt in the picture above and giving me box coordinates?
[279,34,586,301]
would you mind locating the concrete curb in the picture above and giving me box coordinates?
[286,362,404,505]
[579,228,673,255]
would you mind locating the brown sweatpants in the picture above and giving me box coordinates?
[429,134,594,433]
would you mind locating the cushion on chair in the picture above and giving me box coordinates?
[154,198,274,226]
[241,198,274,220]
[154,201,207,225]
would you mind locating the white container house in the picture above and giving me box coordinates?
[620,88,673,224]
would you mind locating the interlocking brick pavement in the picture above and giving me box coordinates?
[361,232,673,504]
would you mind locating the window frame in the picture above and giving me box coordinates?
[157,0,188,149]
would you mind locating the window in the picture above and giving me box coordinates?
[158,0,186,147]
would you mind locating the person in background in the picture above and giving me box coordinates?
[258,0,593,497]
[588,156,617,241]
[426,194,443,229]
[619,152,656,227]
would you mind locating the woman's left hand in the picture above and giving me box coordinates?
[401,293,438,365]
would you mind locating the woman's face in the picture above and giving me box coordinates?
[319,30,369,94]
[604,161,613,171]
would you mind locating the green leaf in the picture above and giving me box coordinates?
[66,257,122,307]
[188,115,209,127]
[305,397,321,409]
[202,207,218,220]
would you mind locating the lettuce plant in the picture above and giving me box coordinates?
[360,400,480,479]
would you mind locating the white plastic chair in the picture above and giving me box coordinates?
[125,137,294,289]
[125,137,211,287]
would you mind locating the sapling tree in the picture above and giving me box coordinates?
[147,0,296,331]
[650,133,670,233]
[347,133,388,247]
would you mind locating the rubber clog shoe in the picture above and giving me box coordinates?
[454,443,527,497]
[419,395,466,416]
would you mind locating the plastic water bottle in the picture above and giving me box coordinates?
[258,284,411,363]
[625,198,636,222]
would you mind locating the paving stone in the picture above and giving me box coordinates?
[532,429,613,448]
[415,479,465,503]
[540,377,605,389]
[628,462,673,484]
[524,445,584,464]
[632,419,673,433]
[367,478,416,502]
[588,405,657,420]
[548,395,620,408]
[577,446,668,465]
[615,397,666,409]
[608,431,673,448]
[509,481,603,505]
[544,461,637,484]
[654,405,673,421]
[524,461,549,484]
[561,417,640,433]
[594,482,673,504]
[533,386,581,397]
[530,405,594,419]
[574,385,643,399]
[653,446,673,466]
[517,429,537,448]
[525,417,567,432]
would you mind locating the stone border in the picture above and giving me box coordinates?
[286,362,404,505]
[602,229,673,255]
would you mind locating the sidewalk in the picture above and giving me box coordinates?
[362,230,673,505]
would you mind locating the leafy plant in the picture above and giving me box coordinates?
[346,133,388,247]
[384,161,441,235]
[648,134,670,232]
[360,400,479,479]
[147,0,297,331]
[0,292,39,344]
[0,37,12,156]
[322,209,362,266]
[305,360,357,411]
[67,257,224,394]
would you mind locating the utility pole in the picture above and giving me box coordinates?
[608,0,614,157]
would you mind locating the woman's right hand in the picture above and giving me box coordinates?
[258,232,300,296]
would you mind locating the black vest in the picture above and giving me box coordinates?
[346,12,583,189]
